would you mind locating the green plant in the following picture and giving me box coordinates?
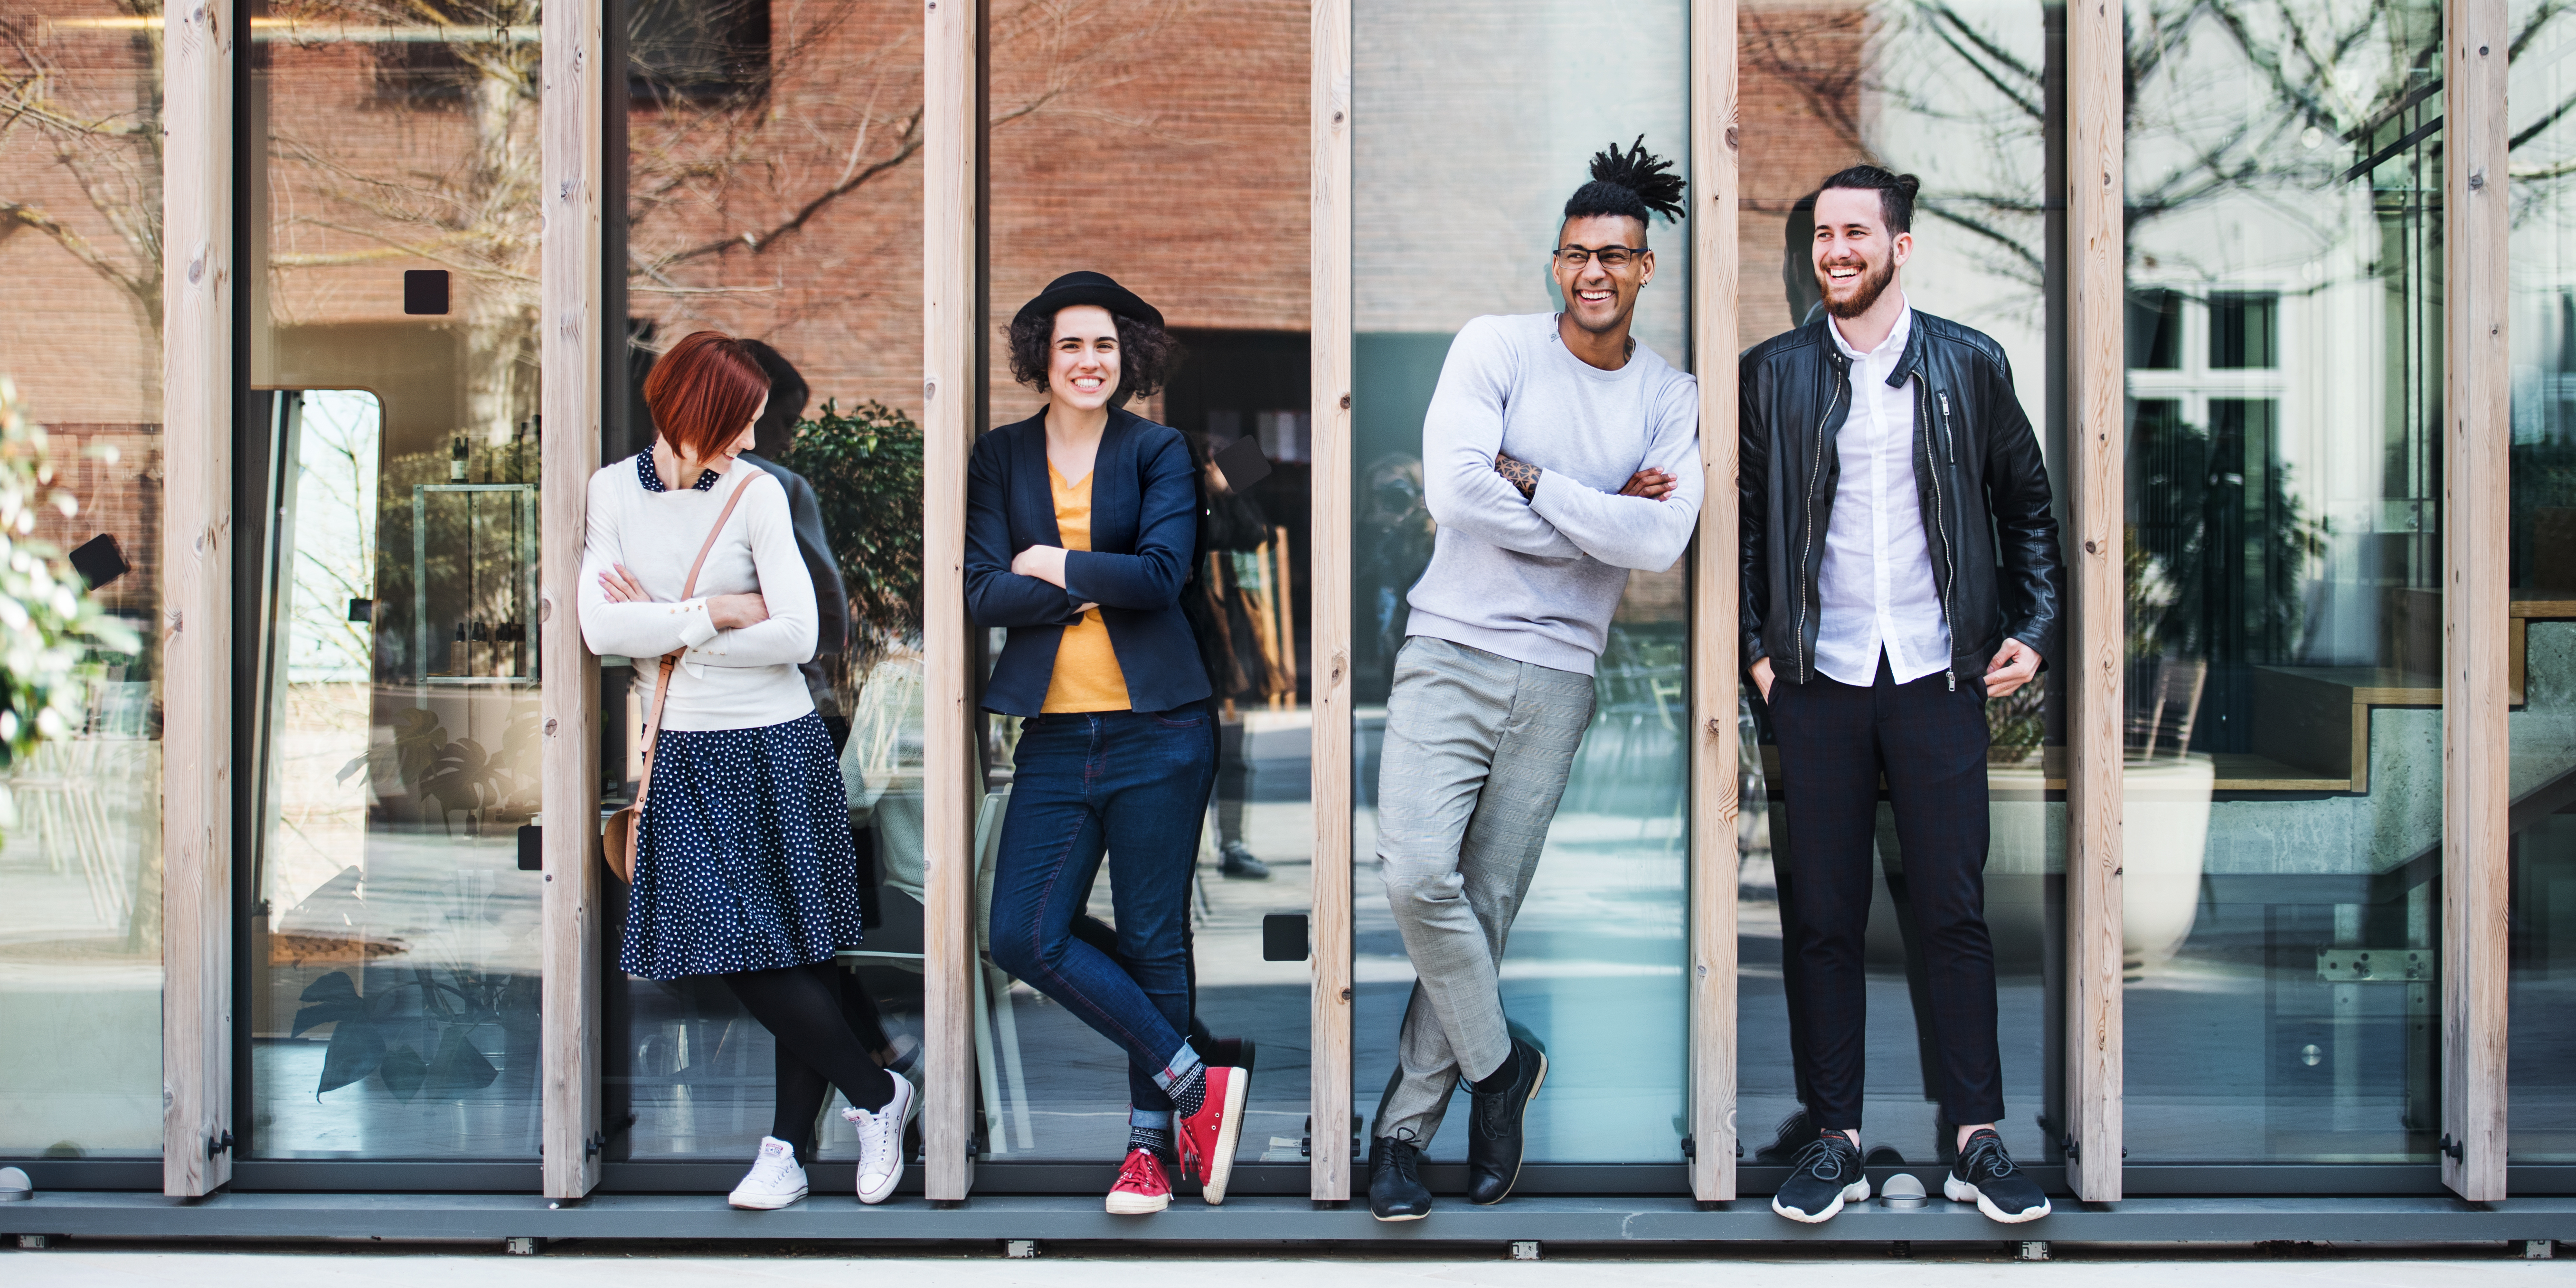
[778,398,924,647]
[0,377,140,774]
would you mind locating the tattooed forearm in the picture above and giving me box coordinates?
[1495,451,1542,499]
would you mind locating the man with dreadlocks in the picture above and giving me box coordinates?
[1365,139,1702,1222]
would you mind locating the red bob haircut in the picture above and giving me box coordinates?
[643,331,771,459]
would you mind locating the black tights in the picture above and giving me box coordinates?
[721,961,898,1156]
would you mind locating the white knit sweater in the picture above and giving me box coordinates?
[578,455,818,731]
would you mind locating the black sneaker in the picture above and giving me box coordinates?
[1218,841,1272,880]
[1753,1108,1812,1164]
[1771,1133,1869,1223]
[1368,1136,1432,1222]
[1945,1128,2050,1222]
[1465,1032,1547,1205]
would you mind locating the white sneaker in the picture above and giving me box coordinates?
[843,1075,915,1205]
[726,1136,807,1210]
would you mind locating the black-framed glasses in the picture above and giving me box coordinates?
[1555,243,1648,269]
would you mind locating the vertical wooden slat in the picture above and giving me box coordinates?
[160,0,234,1199]
[924,0,982,1204]
[2065,0,2126,1205]
[1307,0,1355,1206]
[2443,0,2510,1203]
[1689,0,1740,1206]
[539,0,605,1202]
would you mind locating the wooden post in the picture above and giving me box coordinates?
[923,0,982,1204]
[160,0,235,1200]
[539,0,607,1202]
[1689,0,1740,1205]
[1308,0,1355,1206]
[2442,0,2510,1203]
[2064,0,2126,1204]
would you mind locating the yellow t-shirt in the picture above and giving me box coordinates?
[1040,463,1134,713]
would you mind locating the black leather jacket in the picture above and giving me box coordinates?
[1739,312,2064,688]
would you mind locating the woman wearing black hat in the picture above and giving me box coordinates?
[968,272,1245,1215]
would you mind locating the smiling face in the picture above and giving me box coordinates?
[1812,185,1910,320]
[1553,213,1655,338]
[1047,304,1123,412]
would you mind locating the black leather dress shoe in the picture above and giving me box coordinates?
[1465,1033,1547,1205]
[1368,1136,1432,1221]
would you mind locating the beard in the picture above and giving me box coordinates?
[1818,253,1896,320]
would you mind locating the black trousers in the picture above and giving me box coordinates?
[1771,656,2005,1131]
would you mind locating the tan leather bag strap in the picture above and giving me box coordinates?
[633,464,764,817]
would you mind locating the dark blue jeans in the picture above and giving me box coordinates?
[988,701,1216,1111]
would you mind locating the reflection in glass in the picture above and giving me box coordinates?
[1350,0,1692,1166]
[2121,0,2444,1164]
[604,0,933,1165]
[244,3,548,1157]
[1735,0,2061,1173]
[2508,0,2576,1166]
[0,1,168,1160]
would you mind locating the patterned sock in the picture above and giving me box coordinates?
[1160,1059,1208,1119]
[1129,1107,1173,1159]
[1129,1123,1174,1158]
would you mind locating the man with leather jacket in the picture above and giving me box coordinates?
[1740,165,2064,1226]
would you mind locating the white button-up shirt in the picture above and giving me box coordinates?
[1815,300,1950,687]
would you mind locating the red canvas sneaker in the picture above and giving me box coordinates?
[1105,1147,1172,1215]
[1173,1064,1248,1204]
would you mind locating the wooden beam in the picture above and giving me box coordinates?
[1689,0,1740,1205]
[2442,0,2510,1203]
[2064,0,2125,1205]
[1308,0,1355,1206]
[538,0,606,1202]
[923,0,981,1204]
[160,0,235,1200]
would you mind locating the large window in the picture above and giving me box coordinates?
[240,0,547,1160]
[1350,0,1694,1170]
[2508,0,2576,1172]
[601,0,930,1173]
[2121,0,2447,1167]
[973,0,1316,1172]
[1734,0,2066,1180]
[0,0,170,1164]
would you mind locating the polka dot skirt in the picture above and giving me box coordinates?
[619,711,866,982]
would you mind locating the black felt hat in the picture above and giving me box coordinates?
[1013,270,1164,331]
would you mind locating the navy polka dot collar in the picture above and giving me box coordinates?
[638,451,720,493]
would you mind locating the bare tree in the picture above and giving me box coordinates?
[0,3,165,378]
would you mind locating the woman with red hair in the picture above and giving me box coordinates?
[580,330,911,1210]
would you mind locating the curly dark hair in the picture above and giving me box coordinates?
[1006,307,1184,408]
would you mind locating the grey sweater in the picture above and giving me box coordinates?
[1406,313,1703,675]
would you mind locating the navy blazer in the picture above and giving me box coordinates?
[966,407,1212,716]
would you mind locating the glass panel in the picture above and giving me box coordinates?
[1350,0,1692,1167]
[602,0,932,1168]
[972,4,1318,1166]
[0,2,168,1160]
[2508,0,2576,1168]
[1735,0,2064,1173]
[242,3,546,1159]
[2122,0,2444,1164]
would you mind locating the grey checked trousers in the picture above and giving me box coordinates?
[1370,636,1595,1146]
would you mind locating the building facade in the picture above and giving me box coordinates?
[0,0,2571,1245]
